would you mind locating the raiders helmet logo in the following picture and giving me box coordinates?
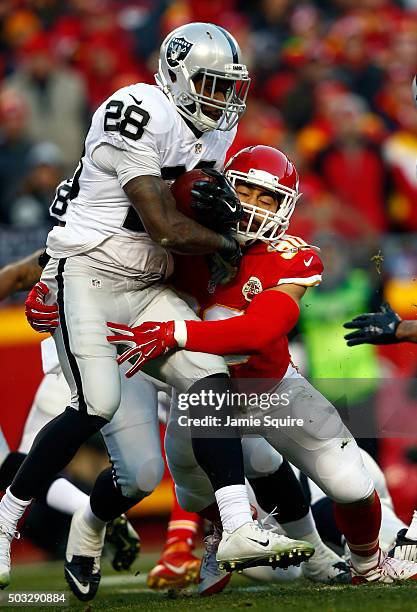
[166,36,194,68]
[242,276,263,302]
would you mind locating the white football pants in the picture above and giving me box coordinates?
[165,371,374,510]
[40,255,227,420]
[18,367,163,499]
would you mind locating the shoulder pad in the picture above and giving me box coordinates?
[92,83,177,154]
[268,234,320,258]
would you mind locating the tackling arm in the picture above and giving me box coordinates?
[176,284,305,354]
[0,250,43,301]
[107,284,306,377]
[124,176,237,255]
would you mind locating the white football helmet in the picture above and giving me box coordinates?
[156,22,250,132]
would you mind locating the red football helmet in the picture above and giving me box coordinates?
[224,145,301,243]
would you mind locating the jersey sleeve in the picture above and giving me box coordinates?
[90,84,174,180]
[276,246,323,287]
[260,235,323,287]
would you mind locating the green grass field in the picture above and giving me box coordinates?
[3,553,417,612]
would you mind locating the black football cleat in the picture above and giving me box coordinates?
[105,515,140,571]
[64,507,105,601]
[64,555,101,602]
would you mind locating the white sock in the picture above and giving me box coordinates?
[350,549,380,572]
[45,478,89,516]
[406,510,417,540]
[280,510,316,540]
[82,501,107,533]
[0,488,31,530]
[281,511,333,556]
[215,484,253,533]
[0,428,9,467]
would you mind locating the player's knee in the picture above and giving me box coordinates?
[165,433,196,471]
[321,462,374,504]
[242,438,283,479]
[84,388,121,421]
[135,456,165,494]
[175,485,213,513]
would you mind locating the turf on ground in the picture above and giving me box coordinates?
[3,553,417,612]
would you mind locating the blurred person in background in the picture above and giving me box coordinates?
[0,88,35,224]
[241,0,293,78]
[8,141,64,228]
[382,78,417,232]
[313,92,389,235]
[5,32,88,174]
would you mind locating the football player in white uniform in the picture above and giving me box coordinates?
[0,22,312,594]
[0,245,141,575]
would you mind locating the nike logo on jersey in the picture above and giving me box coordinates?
[247,537,270,547]
[304,256,313,267]
[163,561,191,575]
[129,94,142,105]
[65,568,90,595]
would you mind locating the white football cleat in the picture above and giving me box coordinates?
[0,524,19,589]
[216,521,314,572]
[64,507,106,601]
[199,526,232,596]
[302,544,351,584]
[351,549,417,584]
[388,529,417,562]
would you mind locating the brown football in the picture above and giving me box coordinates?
[170,168,217,226]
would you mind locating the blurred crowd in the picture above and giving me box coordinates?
[0,0,414,234]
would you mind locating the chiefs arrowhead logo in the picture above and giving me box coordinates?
[242,276,263,302]
[166,36,194,68]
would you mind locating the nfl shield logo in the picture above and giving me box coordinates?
[195,143,203,154]
[166,36,193,68]
[242,276,263,302]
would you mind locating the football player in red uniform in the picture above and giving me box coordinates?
[108,145,417,585]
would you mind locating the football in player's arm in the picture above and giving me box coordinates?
[106,146,322,375]
[344,302,417,345]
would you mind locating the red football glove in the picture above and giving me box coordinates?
[106,321,177,378]
[25,281,59,333]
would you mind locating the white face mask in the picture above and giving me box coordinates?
[226,168,301,244]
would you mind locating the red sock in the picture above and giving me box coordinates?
[166,484,200,548]
[334,490,381,557]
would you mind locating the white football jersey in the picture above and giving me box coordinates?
[46,82,236,272]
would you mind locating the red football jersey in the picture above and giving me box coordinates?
[171,235,323,382]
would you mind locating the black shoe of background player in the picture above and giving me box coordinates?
[64,555,101,602]
[105,515,141,571]
[388,528,417,563]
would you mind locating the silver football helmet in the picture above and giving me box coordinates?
[156,22,250,132]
